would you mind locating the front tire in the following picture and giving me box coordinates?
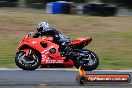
[15,52,40,70]
[74,49,99,71]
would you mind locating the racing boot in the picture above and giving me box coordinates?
[59,42,73,62]
[63,46,74,62]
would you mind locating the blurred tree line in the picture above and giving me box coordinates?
[44,0,86,3]
[25,0,86,8]
[0,0,18,7]
[0,0,132,9]
[0,0,86,8]
[25,0,86,9]
[101,0,132,9]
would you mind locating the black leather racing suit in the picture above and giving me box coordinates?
[33,28,71,56]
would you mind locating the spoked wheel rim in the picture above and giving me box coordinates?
[18,52,39,67]
[78,52,97,67]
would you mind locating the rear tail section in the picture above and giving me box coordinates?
[69,38,92,48]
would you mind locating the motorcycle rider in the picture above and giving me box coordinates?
[33,22,72,61]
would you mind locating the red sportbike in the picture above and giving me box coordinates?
[15,32,99,71]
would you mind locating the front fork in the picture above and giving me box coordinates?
[19,49,31,56]
[19,49,35,59]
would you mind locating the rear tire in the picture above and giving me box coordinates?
[15,52,40,70]
[74,49,99,71]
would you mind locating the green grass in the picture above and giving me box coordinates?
[0,11,132,69]
[0,38,19,67]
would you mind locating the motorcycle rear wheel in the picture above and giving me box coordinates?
[74,49,99,71]
[15,52,40,70]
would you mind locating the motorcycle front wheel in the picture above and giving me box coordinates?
[74,49,99,71]
[15,52,40,70]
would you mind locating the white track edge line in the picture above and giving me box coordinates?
[0,68,132,72]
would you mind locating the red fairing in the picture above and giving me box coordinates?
[16,32,99,71]
[69,38,92,48]
[18,35,74,67]
[17,32,93,68]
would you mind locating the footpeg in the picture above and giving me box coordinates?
[64,57,69,62]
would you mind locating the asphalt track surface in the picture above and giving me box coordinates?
[0,68,132,88]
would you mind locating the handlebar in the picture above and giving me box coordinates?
[27,32,34,37]
[26,32,53,42]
